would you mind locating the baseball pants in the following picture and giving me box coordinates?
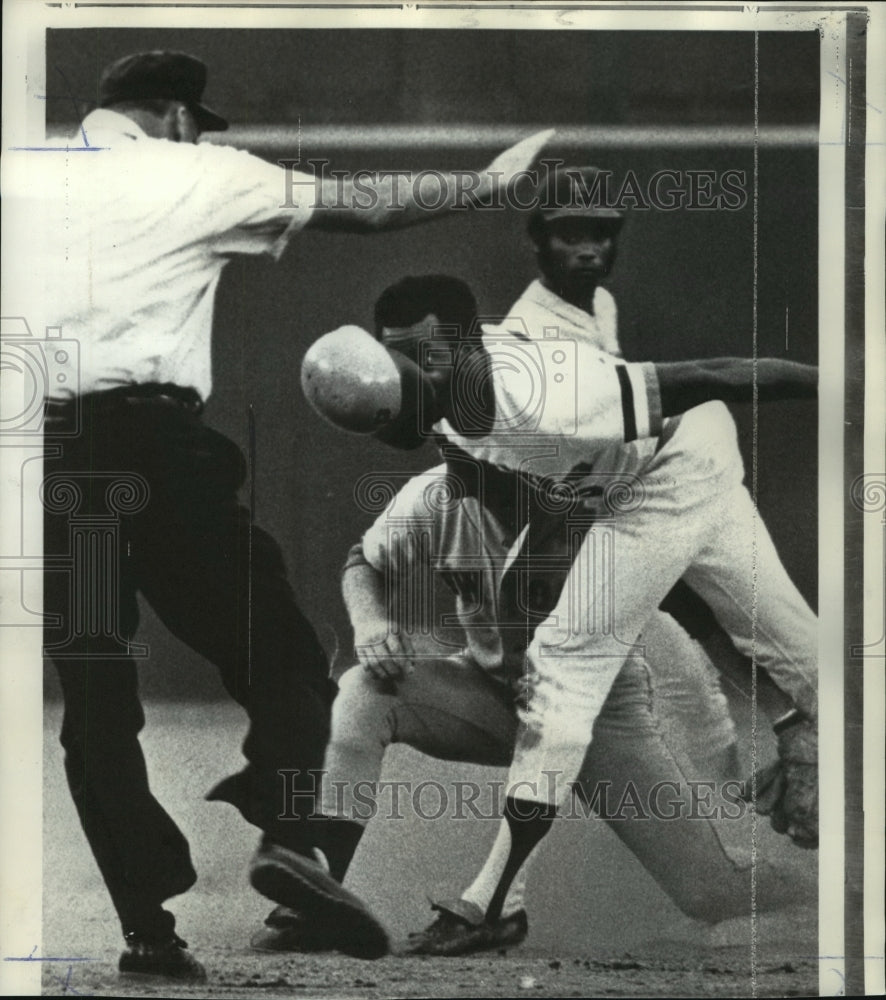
[509,401,818,806]
[321,611,806,922]
[43,386,335,935]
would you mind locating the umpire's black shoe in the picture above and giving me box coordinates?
[250,904,335,953]
[119,931,207,982]
[401,898,529,956]
[249,837,389,959]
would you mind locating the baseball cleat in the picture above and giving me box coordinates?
[118,931,207,982]
[250,905,335,953]
[249,838,389,959]
[400,898,529,956]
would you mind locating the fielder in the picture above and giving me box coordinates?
[6,49,552,978]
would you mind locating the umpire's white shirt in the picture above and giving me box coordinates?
[5,109,315,401]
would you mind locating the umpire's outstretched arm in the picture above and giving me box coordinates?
[299,130,554,232]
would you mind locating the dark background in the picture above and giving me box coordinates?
[45,29,819,127]
[43,27,819,698]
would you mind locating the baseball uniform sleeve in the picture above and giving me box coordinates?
[358,466,450,576]
[360,516,396,578]
[612,360,664,442]
[487,323,663,444]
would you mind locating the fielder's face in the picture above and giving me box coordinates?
[380,313,455,393]
[536,217,619,302]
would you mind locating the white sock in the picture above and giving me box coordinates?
[461,818,528,919]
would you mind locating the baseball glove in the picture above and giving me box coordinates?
[749,712,818,849]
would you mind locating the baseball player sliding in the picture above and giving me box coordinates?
[293,169,818,953]
[255,454,814,955]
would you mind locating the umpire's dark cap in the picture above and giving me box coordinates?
[99,51,228,132]
[532,165,625,227]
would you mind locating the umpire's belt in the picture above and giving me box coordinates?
[44,382,205,429]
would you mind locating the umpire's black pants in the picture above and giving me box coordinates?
[43,385,335,936]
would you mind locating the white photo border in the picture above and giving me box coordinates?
[1,2,883,996]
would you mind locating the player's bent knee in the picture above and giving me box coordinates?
[335,664,385,699]
[330,665,396,740]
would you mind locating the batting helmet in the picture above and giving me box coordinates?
[300,325,439,448]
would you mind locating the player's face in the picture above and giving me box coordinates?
[380,313,454,392]
[536,218,619,302]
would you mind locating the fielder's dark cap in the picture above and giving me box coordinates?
[98,51,228,132]
[532,165,625,230]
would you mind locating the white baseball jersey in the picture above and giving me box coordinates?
[438,280,665,484]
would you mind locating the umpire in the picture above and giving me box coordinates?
[32,50,550,980]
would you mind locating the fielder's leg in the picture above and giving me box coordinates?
[504,401,815,809]
[320,654,516,833]
[258,655,518,955]
[453,610,738,931]
[680,482,818,721]
[579,624,815,922]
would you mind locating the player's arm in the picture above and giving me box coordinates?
[342,543,416,682]
[654,357,817,414]
[301,130,554,233]
[569,356,816,446]
[302,324,816,450]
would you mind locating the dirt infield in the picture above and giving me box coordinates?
[40,943,817,998]
[39,700,819,998]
